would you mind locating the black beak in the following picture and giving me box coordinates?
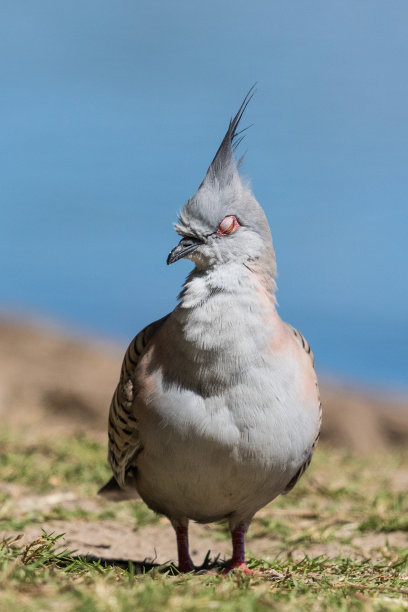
[167,236,203,265]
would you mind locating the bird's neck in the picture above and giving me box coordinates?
[166,262,281,390]
[173,262,279,355]
[178,261,277,309]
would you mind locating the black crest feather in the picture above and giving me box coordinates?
[202,84,256,186]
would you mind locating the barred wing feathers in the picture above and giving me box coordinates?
[286,323,315,368]
[104,315,169,492]
[283,323,322,494]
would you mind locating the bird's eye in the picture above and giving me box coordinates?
[217,215,240,236]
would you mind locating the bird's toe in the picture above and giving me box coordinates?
[177,559,196,573]
[220,561,253,575]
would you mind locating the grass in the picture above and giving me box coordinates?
[0,429,407,611]
[0,432,109,494]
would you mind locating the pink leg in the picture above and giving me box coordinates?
[222,524,252,574]
[175,524,195,572]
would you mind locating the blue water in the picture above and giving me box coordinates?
[1,1,407,390]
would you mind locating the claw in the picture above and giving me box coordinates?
[221,561,253,575]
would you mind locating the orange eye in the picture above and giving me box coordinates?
[217,215,239,236]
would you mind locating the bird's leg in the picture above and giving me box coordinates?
[173,521,195,572]
[222,522,252,574]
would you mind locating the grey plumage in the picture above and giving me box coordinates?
[100,89,321,573]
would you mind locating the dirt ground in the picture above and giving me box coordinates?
[4,511,408,569]
[0,315,407,569]
[2,466,408,569]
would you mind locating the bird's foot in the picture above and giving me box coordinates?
[177,558,195,573]
[221,561,253,575]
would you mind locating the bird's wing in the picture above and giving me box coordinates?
[104,314,169,491]
[282,323,321,494]
[282,450,314,494]
[286,323,315,368]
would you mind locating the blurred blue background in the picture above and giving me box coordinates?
[1,1,407,390]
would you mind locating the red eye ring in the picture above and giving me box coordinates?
[217,215,240,236]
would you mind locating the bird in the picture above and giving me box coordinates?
[99,87,321,574]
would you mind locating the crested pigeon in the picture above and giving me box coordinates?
[99,87,321,573]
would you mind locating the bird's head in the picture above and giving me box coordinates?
[167,87,276,278]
